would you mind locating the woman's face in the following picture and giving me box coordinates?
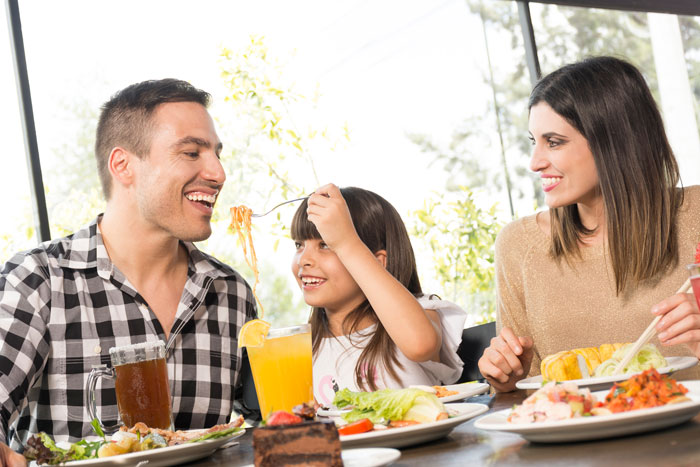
[528,102,600,209]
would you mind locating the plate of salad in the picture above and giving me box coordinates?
[476,371,700,443]
[329,387,488,448]
[317,382,490,417]
[516,356,698,391]
[24,419,245,466]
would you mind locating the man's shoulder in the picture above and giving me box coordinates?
[1,221,98,278]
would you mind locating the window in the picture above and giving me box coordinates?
[0,4,36,263]
[529,3,700,185]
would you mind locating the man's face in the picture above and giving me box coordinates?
[132,101,225,242]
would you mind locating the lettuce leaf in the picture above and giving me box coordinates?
[593,343,668,377]
[333,388,447,424]
[186,426,243,443]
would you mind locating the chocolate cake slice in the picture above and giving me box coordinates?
[253,420,343,466]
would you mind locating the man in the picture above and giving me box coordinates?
[0,79,257,466]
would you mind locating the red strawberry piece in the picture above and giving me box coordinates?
[695,242,700,264]
[266,411,303,426]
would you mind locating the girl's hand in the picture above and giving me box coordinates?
[306,183,359,253]
[478,327,534,392]
[652,293,700,357]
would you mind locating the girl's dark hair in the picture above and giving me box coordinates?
[291,187,423,390]
[529,56,682,294]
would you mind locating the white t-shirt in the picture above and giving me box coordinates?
[312,295,467,406]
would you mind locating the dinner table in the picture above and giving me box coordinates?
[189,389,700,466]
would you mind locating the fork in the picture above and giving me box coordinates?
[251,197,308,217]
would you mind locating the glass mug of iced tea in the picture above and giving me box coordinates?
[86,340,173,431]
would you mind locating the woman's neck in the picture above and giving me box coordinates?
[576,197,606,245]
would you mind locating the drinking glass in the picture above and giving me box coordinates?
[688,264,700,309]
[246,323,313,417]
[86,340,173,431]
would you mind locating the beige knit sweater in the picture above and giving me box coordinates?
[496,185,700,380]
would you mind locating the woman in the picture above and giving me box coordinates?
[478,56,700,392]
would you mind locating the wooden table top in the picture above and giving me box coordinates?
[191,390,700,466]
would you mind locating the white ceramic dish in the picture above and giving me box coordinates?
[515,356,698,391]
[339,402,489,448]
[48,429,244,466]
[341,447,401,467]
[474,381,700,443]
[316,382,490,417]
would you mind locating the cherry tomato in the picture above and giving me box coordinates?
[337,418,374,436]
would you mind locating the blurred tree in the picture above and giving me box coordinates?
[211,35,350,326]
[411,186,502,323]
[409,2,700,324]
[2,36,348,328]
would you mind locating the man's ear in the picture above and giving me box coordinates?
[374,249,387,268]
[108,147,135,188]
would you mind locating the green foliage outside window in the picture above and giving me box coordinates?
[411,187,502,323]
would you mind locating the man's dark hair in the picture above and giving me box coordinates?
[94,79,211,199]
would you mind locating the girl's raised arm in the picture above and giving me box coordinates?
[306,183,442,362]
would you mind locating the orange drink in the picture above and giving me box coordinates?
[246,324,313,417]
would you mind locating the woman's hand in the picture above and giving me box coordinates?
[306,183,360,253]
[0,442,26,467]
[478,327,534,392]
[652,292,700,357]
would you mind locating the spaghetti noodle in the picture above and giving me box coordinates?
[230,205,264,318]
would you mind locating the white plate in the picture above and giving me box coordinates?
[50,429,245,466]
[342,448,401,467]
[316,383,490,417]
[339,402,489,448]
[474,381,700,443]
[515,356,698,391]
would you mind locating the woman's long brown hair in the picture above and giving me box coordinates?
[529,56,682,294]
[291,187,423,391]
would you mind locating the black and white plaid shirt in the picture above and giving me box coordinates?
[0,217,257,450]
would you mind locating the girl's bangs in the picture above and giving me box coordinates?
[291,203,321,241]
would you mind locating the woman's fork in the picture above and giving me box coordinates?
[251,197,308,217]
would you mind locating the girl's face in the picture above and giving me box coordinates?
[528,102,600,209]
[291,238,366,314]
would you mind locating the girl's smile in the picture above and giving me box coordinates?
[292,238,366,315]
[299,274,327,289]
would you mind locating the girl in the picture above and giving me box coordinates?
[291,184,466,405]
[478,56,700,392]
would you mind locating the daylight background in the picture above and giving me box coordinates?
[3,1,700,327]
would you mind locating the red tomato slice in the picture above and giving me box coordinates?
[338,418,374,436]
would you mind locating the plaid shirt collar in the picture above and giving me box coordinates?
[51,216,238,352]
[53,215,232,280]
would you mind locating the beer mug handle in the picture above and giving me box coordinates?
[85,365,118,434]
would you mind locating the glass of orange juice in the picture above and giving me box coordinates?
[246,323,313,417]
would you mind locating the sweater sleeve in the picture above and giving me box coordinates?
[494,219,533,346]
